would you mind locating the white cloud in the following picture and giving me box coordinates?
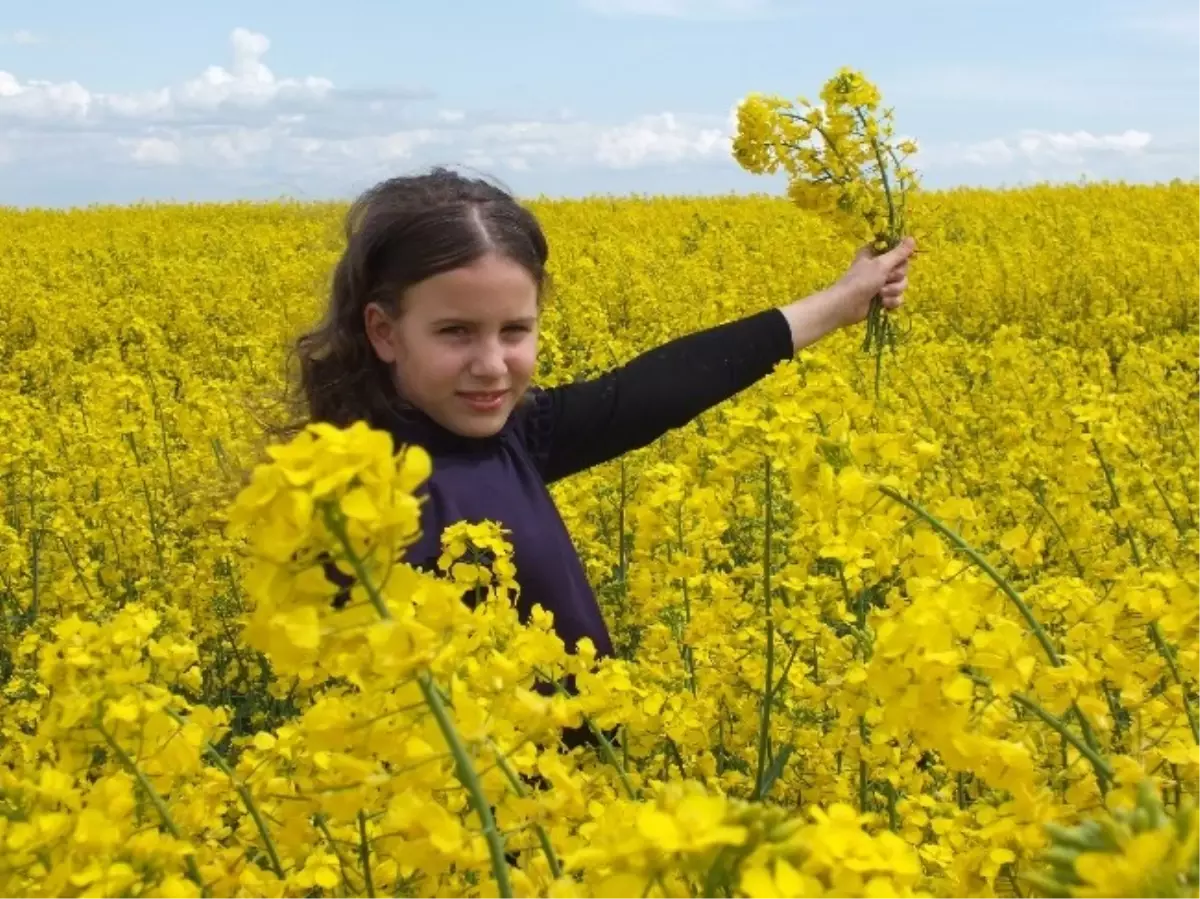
[581,0,773,17]
[1016,129,1152,162]
[960,138,1014,167]
[1122,5,1199,43]
[174,27,332,111]
[935,129,1154,168]
[209,128,275,166]
[0,71,92,120]
[450,114,731,171]
[0,25,1190,202]
[0,29,41,45]
[129,137,181,166]
[595,112,729,167]
[0,27,332,125]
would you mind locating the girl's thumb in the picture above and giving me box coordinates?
[887,236,917,263]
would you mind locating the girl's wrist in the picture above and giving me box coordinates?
[779,285,848,352]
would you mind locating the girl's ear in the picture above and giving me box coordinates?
[364,302,398,364]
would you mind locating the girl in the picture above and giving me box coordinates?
[295,166,914,667]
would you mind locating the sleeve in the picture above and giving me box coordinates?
[519,307,794,484]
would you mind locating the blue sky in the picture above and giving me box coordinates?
[1,0,1197,207]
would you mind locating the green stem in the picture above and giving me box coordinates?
[313,814,362,895]
[1090,445,1190,752]
[885,781,899,833]
[1006,864,1024,898]
[160,704,284,879]
[753,457,775,801]
[56,535,97,606]
[327,505,508,895]
[854,107,897,235]
[322,505,391,620]
[96,715,207,894]
[357,811,376,898]
[142,351,178,504]
[1022,481,1086,579]
[537,671,639,800]
[1148,622,1200,744]
[966,671,1114,785]
[26,527,40,623]
[1092,439,1142,566]
[878,485,1060,665]
[486,739,563,878]
[879,484,1108,769]
[1007,690,1115,785]
[858,716,871,814]
[419,673,511,898]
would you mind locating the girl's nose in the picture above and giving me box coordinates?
[469,343,507,379]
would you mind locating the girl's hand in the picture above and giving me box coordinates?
[779,237,917,353]
[826,237,917,330]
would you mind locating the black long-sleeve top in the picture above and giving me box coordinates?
[382,307,795,660]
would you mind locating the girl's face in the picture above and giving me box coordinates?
[365,252,540,439]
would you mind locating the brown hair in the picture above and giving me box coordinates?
[284,166,551,433]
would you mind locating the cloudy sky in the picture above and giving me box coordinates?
[1,0,1196,207]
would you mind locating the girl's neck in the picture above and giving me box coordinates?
[380,399,511,455]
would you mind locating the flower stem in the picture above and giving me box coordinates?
[1021,480,1086,579]
[878,484,1060,665]
[753,457,775,801]
[357,810,376,898]
[326,504,509,895]
[322,505,391,620]
[313,814,362,895]
[1148,622,1199,745]
[159,703,284,879]
[419,672,512,898]
[879,483,1110,778]
[965,671,1114,784]
[486,739,563,878]
[1008,690,1115,784]
[96,714,207,895]
[537,671,639,800]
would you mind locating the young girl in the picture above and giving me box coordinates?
[296,166,914,668]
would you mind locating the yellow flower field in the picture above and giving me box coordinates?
[1,180,1197,898]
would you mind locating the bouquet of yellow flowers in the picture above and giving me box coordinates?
[733,67,920,392]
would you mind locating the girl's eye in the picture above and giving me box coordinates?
[437,324,530,338]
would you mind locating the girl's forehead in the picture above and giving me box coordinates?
[404,256,539,318]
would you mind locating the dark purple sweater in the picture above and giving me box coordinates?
[376,307,796,659]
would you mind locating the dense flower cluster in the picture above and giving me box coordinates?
[734,68,921,384]
[0,179,1196,897]
[733,68,919,251]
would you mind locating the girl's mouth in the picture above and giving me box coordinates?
[458,390,508,411]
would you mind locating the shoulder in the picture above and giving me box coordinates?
[508,385,556,468]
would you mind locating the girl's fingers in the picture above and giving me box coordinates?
[881,276,908,297]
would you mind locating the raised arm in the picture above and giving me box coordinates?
[520,307,789,483]
[519,237,916,484]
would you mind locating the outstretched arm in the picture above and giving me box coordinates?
[524,306,791,484]
[521,238,915,484]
